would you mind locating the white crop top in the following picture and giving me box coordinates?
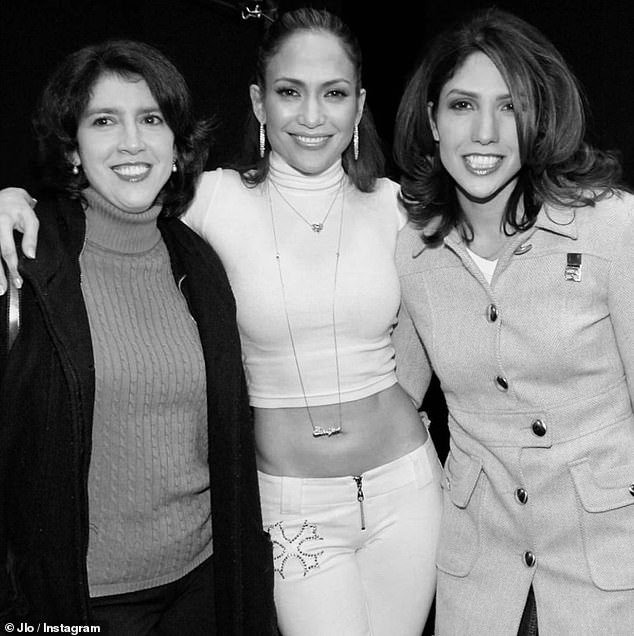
[182,152,406,407]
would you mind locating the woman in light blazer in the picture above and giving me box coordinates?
[392,8,634,636]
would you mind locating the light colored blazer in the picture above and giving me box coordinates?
[393,191,634,635]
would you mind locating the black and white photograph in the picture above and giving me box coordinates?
[1,1,633,634]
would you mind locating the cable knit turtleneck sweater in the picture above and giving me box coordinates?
[80,188,212,597]
[182,153,405,407]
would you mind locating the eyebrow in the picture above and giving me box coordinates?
[81,106,161,117]
[272,77,354,88]
[444,88,512,100]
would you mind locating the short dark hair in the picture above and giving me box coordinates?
[33,39,213,217]
[394,7,624,242]
[236,7,385,192]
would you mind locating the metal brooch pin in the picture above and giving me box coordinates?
[564,253,582,282]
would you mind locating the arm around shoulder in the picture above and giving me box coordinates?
[0,188,39,293]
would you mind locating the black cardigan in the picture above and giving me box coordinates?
[0,197,276,634]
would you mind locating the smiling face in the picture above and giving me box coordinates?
[430,52,521,208]
[72,73,175,213]
[250,29,365,176]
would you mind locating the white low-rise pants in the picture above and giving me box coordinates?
[258,436,443,636]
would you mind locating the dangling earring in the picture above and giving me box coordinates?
[353,124,359,161]
[259,123,266,159]
[171,160,178,173]
[72,164,80,175]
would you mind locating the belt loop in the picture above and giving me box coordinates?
[280,477,303,515]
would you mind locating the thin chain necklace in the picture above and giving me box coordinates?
[267,180,344,437]
[269,177,344,233]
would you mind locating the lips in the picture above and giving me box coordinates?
[112,163,151,181]
[292,134,330,148]
[463,154,503,175]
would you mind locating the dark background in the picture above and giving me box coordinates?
[1,2,632,633]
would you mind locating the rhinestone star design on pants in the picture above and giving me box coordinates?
[267,519,325,579]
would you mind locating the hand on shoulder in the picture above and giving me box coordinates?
[0,187,40,293]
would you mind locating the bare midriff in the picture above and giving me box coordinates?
[254,382,429,477]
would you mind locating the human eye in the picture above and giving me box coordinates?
[91,115,114,127]
[325,87,349,99]
[501,101,515,112]
[448,99,473,111]
[143,113,165,125]
[275,86,299,98]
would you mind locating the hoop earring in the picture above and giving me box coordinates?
[353,124,359,161]
[171,160,178,173]
[259,123,266,158]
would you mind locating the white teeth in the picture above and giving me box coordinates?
[295,135,328,145]
[112,164,150,177]
[464,155,502,171]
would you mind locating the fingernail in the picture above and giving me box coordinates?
[25,246,36,258]
[14,276,22,289]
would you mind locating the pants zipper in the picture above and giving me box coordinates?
[353,475,366,530]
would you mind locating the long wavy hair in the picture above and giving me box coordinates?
[32,39,213,217]
[393,7,625,243]
[235,7,385,192]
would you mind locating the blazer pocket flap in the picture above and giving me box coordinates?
[446,454,484,509]
[569,458,634,512]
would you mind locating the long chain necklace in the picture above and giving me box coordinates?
[269,177,344,232]
[267,180,345,437]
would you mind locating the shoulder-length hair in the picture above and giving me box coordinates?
[234,7,385,192]
[33,39,213,217]
[393,7,624,243]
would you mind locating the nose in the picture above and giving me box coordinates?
[118,121,145,153]
[472,108,499,145]
[298,95,324,128]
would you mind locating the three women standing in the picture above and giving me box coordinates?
[3,6,632,636]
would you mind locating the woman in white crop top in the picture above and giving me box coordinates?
[0,9,442,636]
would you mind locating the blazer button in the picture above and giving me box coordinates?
[495,376,509,391]
[524,551,536,567]
[531,419,547,437]
[515,488,528,504]
[487,304,499,322]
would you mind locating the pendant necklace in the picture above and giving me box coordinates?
[269,177,343,233]
[267,179,345,437]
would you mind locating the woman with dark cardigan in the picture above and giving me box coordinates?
[0,39,276,635]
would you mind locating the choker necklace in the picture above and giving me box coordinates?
[267,179,345,437]
[269,177,344,233]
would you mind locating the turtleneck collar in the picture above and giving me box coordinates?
[83,187,162,255]
[268,151,345,194]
